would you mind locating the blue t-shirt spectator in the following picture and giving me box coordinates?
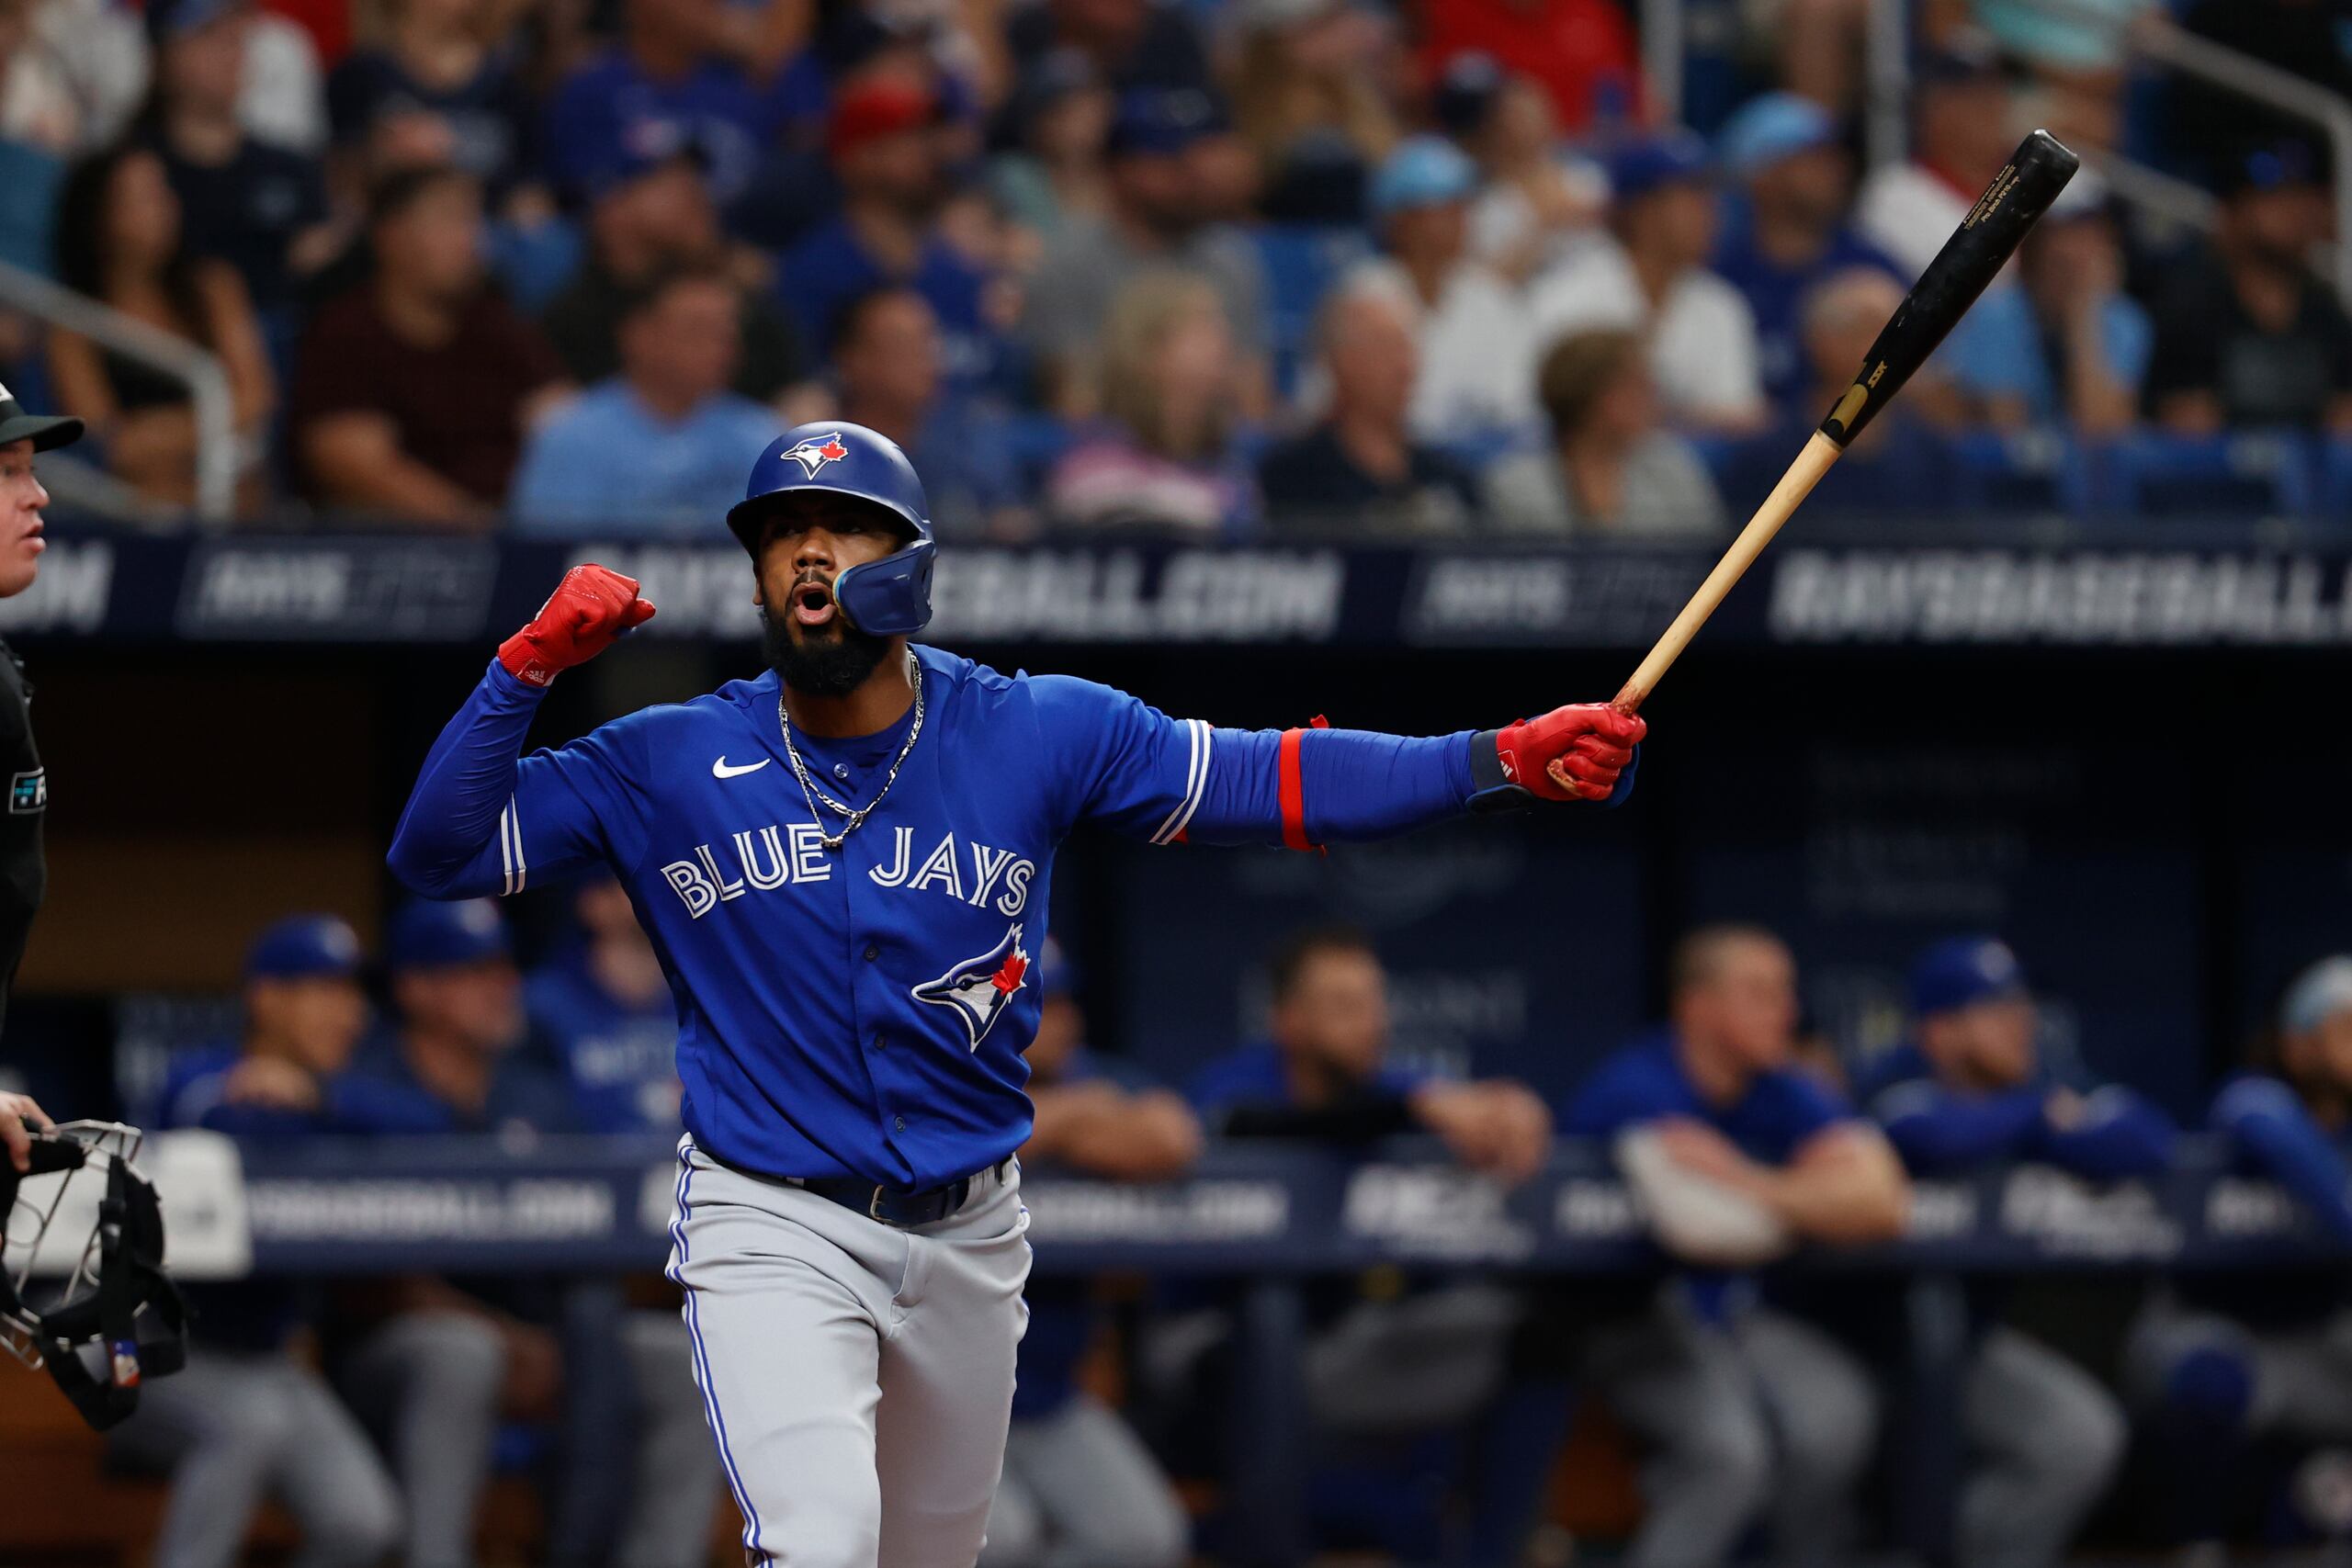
[160,1043,450,1138]
[1712,216,1903,408]
[1940,284,2153,426]
[905,397,1029,536]
[345,1034,584,1138]
[511,380,779,535]
[544,50,786,208]
[525,949,683,1134]
[778,216,1001,389]
[1565,1027,1849,1161]
[1717,406,1960,515]
[1187,1040,1431,1120]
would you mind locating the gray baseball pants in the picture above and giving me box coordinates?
[664,1138,1033,1568]
[979,1393,1190,1568]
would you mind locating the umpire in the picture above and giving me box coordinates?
[0,380,80,1173]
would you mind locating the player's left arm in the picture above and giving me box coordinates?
[1031,676,1644,849]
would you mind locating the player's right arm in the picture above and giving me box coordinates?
[387,565,655,900]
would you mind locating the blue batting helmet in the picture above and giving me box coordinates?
[727,422,937,637]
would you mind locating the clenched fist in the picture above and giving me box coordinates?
[1494,704,1646,803]
[499,564,657,687]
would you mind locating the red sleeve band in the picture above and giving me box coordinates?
[1278,716,1330,853]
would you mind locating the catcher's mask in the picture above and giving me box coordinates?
[0,1122,187,1429]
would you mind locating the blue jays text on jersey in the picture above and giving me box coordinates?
[389,646,1491,1190]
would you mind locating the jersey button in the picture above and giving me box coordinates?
[864,944,879,962]
[832,763,851,781]
[871,1035,888,1052]
[894,1115,907,1133]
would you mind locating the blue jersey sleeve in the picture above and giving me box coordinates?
[1562,1051,1679,1139]
[2031,1085,2176,1180]
[2213,1075,2352,1243]
[1027,674,1476,849]
[1870,1080,2048,1173]
[388,660,649,900]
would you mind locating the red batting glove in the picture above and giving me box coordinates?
[1494,704,1646,802]
[499,564,657,687]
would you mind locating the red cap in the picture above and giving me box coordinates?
[829,79,936,159]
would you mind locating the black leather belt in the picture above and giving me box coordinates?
[708,1150,1010,1229]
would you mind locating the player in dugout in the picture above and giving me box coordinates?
[0,380,87,1167]
[387,419,1645,1568]
[1856,935,2166,1568]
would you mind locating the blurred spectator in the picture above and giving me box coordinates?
[1438,54,1603,285]
[1854,39,2017,283]
[527,874,681,1134]
[1722,267,1961,513]
[512,263,776,534]
[1229,0,1396,224]
[1023,87,1271,419]
[981,944,1193,1568]
[543,0,793,208]
[1856,936,2157,1568]
[46,142,274,511]
[1709,92,1902,407]
[291,165,567,524]
[1002,0,1214,101]
[988,47,1112,250]
[326,0,541,208]
[1530,131,1766,434]
[122,917,422,1568]
[1354,133,1533,443]
[1942,173,2147,436]
[2176,0,2352,180]
[775,77,1003,391]
[2143,144,2352,434]
[1044,269,1256,534]
[345,899,722,1568]
[0,0,68,276]
[1748,0,1871,113]
[237,3,325,155]
[137,0,334,318]
[2128,955,2352,1549]
[1419,0,1642,136]
[1192,925,1550,1183]
[1260,270,1476,535]
[1972,0,2149,148]
[9,0,146,155]
[831,284,1029,538]
[1564,925,1906,1568]
[539,142,806,407]
[1485,328,1725,536]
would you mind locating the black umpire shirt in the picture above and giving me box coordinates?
[0,639,45,1030]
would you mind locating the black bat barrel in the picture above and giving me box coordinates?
[1818,129,2080,448]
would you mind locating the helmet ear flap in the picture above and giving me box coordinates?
[834,538,937,637]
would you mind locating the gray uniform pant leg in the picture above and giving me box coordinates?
[121,1348,404,1568]
[978,1394,1189,1568]
[1954,1326,2128,1568]
[614,1309,727,1568]
[339,1310,508,1568]
[666,1143,1032,1568]
[1738,1307,1880,1568]
[1583,1299,1773,1568]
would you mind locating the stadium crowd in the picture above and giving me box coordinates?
[85,882,2352,1568]
[0,0,2344,532]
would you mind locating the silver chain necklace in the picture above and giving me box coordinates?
[777,653,924,852]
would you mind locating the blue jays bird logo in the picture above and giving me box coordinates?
[784,432,851,478]
[914,924,1029,1049]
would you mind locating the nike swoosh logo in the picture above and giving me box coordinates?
[712,757,771,779]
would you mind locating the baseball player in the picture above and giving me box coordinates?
[387,420,1645,1568]
[0,381,83,1169]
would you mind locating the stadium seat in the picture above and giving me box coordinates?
[1948,428,2092,516]
[1254,225,1375,397]
[2086,431,2317,519]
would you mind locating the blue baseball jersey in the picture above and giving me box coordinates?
[1853,1042,2174,1181]
[390,646,1483,1188]
[526,953,684,1134]
[1564,1028,1852,1163]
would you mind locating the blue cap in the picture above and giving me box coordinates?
[1372,134,1478,220]
[387,899,511,973]
[1038,938,1079,998]
[245,914,364,983]
[580,121,710,202]
[1607,130,1713,204]
[1909,936,2028,1019]
[1716,93,1838,179]
[1106,88,1223,158]
[2283,955,2352,1034]
[148,0,246,41]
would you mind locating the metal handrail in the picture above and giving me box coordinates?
[0,259,236,525]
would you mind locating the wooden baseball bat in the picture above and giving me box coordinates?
[1610,129,2082,715]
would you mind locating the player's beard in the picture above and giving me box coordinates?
[762,604,892,698]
